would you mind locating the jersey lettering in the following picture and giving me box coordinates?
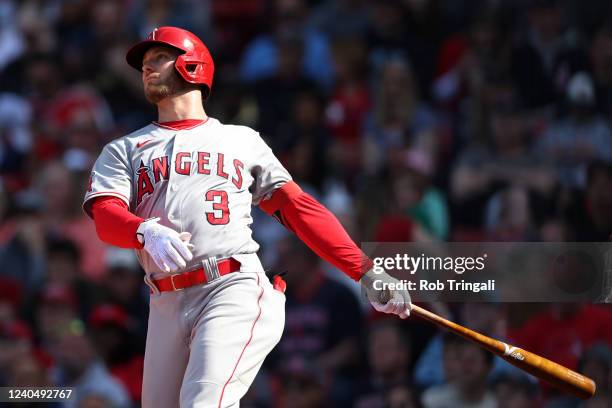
[217,153,229,179]
[197,152,211,175]
[175,152,191,175]
[152,156,169,182]
[135,152,246,206]
[232,159,244,189]
[137,164,154,205]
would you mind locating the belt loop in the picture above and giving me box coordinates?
[144,273,161,295]
[203,256,221,282]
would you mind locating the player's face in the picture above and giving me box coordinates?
[142,46,188,104]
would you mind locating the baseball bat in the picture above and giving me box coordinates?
[410,304,596,399]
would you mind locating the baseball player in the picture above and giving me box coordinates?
[83,26,411,407]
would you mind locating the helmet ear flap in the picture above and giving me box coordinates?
[175,54,208,83]
[174,55,211,99]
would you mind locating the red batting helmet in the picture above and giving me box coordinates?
[126,26,215,97]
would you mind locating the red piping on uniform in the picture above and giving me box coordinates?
[218,274,264,408]
[152,118,209,130]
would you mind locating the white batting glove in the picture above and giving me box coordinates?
[360,269,412,319]
[136,217,194,273]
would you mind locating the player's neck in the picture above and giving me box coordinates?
[157,91,207,122]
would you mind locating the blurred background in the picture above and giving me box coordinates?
[1,0,612,406]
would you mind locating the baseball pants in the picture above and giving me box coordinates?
[141,254,286,408]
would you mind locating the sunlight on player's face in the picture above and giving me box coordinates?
[142,46,183,104]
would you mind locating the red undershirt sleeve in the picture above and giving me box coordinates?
[91,197,145,249]
[259,181,372,281]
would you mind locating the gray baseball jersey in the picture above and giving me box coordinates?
[83,118,291,276]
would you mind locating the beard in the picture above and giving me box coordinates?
[144,69,192,104]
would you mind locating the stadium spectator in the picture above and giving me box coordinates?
[536,71,612,188]
[240,0,333,88]
[88,303,144,405]
[508,304,612,397]
[49,327,130,408]
[272,235,363,406]
[354,318,414,408]
[421,333,497,408]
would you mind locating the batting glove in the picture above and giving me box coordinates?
[136,217,194,273]
[360,269,412,319]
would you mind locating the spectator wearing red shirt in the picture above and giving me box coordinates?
[508,303,612,396]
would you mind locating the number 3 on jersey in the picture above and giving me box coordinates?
[205,190,229,225]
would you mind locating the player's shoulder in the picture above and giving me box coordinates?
[214,119,261,140]
[214,120,274,154]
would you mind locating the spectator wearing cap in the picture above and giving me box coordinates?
[33,283,80,348]
[49,326,130,408]
[354,318,416,408]
[37,238,103,320]
[88,303,144,405]
[536,71,612,189]
[100,248,148,342]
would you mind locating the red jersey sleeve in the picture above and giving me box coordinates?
[91,197,144,249]
[260,181,372,281]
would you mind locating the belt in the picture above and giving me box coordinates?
[151,257,241,292]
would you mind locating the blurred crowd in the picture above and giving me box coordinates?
[2,0,612,406]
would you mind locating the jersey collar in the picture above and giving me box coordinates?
[153,117,209,131]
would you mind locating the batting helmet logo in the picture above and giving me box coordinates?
[126,26,215,97]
